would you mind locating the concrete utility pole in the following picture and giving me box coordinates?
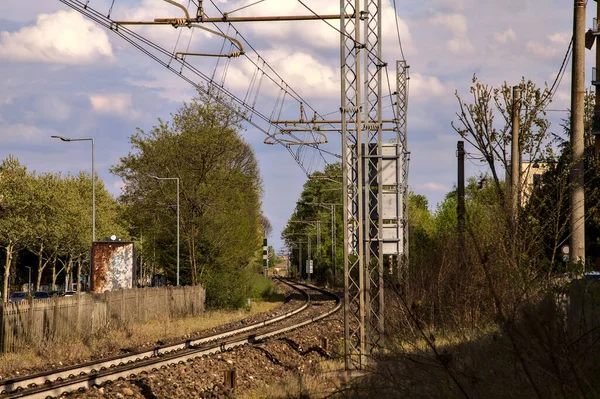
[571,0,586,266]
[298,240,302,278]
[457,142,465,263]
[595,0,600,155]
[511,86,521,218]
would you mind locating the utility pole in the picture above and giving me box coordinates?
[316,220,321,279]
[396,61,410,289]
[263,238,268,278]
[457,142,465,263]
[511,86,521,218]
[571,0,586,267]
[308,203,340,284]
[595,0,600,156]
[307,233,312,281]
[298,240,302,278]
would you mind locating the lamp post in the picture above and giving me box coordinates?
[150,175,180,286]
[24,266,31,294]
[51,136,95,242]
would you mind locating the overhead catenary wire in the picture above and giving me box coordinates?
[90,0,334,145]
[59,0,340,175]
[226,0,267,16]
[107,0,117,18]
[209,23,232,87]
[204,2,337,128]
[180,15,196,72]
[296,0,387,67]
[203,1,334,165]
[392,0,405,61]
[539,37,573,109]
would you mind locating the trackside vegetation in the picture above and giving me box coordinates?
[282,78,600,397]
[111,93,267,308]
[0,92,273,309]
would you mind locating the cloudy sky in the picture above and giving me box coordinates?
[0,0,592,250]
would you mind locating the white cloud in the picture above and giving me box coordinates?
[406,73,447,101]
[35,97,71,122]
[549,32,571,45]
[428,13,474,54]
[89,93,142,120]
[0,10,114,65]
[494,28,517,44]
[448,37,475,54]
[429,13,468,37]
[126,69,197,103]
[421,182,448,192]
[0,123,44,144]
[525,41,557,60]
[525,31,571,60]
[433,0,465,12]
[219,50,339,100]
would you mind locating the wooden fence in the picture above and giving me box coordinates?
[0,285,205,353]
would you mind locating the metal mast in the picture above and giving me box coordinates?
[363,0,385,352]
[341,0,385,369]
[396,60,410,285]
[341,0,366,369]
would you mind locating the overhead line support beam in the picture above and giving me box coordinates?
[116,14,353,25]
[271,119,394,124]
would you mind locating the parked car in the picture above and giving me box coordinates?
[48,290,63,297]
[63,291,76,297]
[8,292,28,302]
[33,292,50,300]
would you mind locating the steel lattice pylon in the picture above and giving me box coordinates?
[341,0,384,370]
[341,0,365,369]
[363,0,385,353]
[396,60,410,285]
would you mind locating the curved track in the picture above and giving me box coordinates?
[0,278,341,399]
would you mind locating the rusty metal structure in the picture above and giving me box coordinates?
[91,242,135,292]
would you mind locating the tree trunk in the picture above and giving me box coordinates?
[55,257,67,291]
[51,260,58,291]
[76,257,82,292]
[64,255,73,291]
[191,236,198,285]
[3,244,13,302]
[36,243,44,290]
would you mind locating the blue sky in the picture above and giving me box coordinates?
[0,0,593,250]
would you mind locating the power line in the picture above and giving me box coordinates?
[540,37,573,109]
[204,0,338,164]
[296,0,387,66]
[392,0,405,61]
[226,0,267,16]
[59,0,339,175]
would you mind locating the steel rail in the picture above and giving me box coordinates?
[1,279,340,399]
[4,281,340,399]
[0,278,316,396]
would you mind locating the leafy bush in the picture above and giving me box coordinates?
[248,274,275,299]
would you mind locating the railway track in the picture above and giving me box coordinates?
[0,278,341,399]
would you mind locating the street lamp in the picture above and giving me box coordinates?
[150,175,180,286]
[24,266,31,294]
[51,136,95,242]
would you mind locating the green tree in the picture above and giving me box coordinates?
[282,163,343,283]
[0,156,35,300]
[24,172,64,290]
[452,75,552,197]
[112,93,263,307]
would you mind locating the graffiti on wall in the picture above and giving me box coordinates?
[91,242,135,292]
